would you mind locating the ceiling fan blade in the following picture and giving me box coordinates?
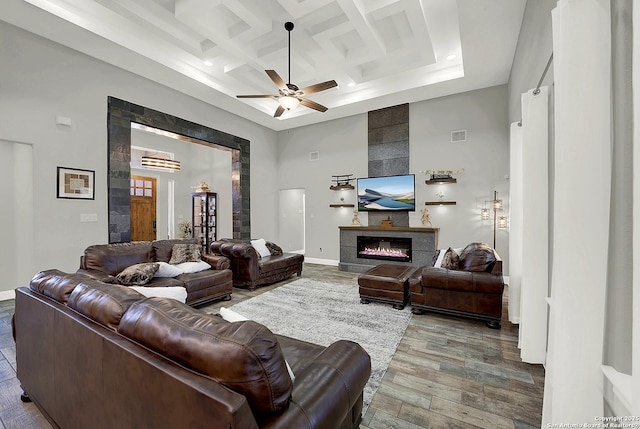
[274,105,286,118]
[236,95,277,99]
[265,70,288,91]
[299,98,328,112]
[299,80,338,95]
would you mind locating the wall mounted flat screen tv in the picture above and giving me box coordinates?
[357,174,416,212]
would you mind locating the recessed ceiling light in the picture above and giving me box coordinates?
[446,54,457,61]
[203,60,213,66]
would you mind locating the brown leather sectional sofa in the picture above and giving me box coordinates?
[211,239,304,290]
[78,238,233,306]
[14,270,371,429]
[410,242,505,328]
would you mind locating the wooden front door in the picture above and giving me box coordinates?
[130,176,157,241]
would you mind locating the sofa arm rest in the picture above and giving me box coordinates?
[201,254,231,270]
[261,340,371,429]
[211,241,260,261]
[76,268,119,284]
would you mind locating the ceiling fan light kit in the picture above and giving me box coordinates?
[279,95,300,110]
[236,22,337,118]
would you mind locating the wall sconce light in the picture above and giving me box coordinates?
[141,156,181,171]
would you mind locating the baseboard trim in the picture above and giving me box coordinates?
[304,258,339,266]
[0,289,16,302]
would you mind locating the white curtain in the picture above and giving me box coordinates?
[508,122,522,325]
[543,0,611,424]
[518,87,549,364]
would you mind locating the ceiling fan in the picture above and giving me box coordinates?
[236,22,338,118]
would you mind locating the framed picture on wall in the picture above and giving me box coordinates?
[56,166,95,200]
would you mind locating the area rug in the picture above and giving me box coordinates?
[227,278,412,410]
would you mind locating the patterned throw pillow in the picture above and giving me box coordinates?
[168,244,202,264]
[116,263,160,286]
[440,247,460,270]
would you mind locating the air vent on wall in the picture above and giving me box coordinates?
[451,129,467,143]
[309,151,320,161]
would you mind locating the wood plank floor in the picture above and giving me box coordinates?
[0,264,544,428]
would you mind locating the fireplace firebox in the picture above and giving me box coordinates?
[356,236,412,263]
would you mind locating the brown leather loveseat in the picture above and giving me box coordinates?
[14,270,371,429]
[410,242,505,328]
[211,239,304,290]
[77,238,233,306]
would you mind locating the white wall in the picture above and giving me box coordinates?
[0,21,278,292]
[276,85,510,268]
[410,86,510,260]
[276,115,368,263]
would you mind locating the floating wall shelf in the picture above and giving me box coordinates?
[329,203,355,208]
[329,184,355,190]
[426,178,457,185]
[425,201,457,206]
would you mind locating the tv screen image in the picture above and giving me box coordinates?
[357,174,416,211]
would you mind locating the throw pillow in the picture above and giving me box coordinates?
[154,261,184,278]
[174,260,211,274]
[440,247,460,270]
[168,244,202,264]
[116,263,160,286]
[433,249,446,268]
[219,307,249,323]
[130,286,188,303]
[219,307,296,383]
[250,238,272,258]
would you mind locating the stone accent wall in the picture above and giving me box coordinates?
[367,103,410,227]
[107,97,251,243]
[339,226,438,273]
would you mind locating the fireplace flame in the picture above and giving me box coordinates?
[359,246,409,258]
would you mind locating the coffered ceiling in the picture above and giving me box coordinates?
[2,0,526,131]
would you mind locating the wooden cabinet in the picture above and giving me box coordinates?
[192,192,217,254]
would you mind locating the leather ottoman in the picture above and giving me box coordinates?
[358,264,420,310]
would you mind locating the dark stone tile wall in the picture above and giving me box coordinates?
[107,97,251,243]
[367,103,410,228]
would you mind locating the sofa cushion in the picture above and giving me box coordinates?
[68,281,145,330]
[458,243,497,272]
[219,307,296,383]
[118,298,293,415]
[116,263,160,286]
[30,270,85,304]
[83,242,154,276]
[153,238,199,263]
[168,244,202,264]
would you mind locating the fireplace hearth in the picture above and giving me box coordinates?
[357,236,412,263]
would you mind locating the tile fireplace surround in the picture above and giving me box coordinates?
[339,226,438,273]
